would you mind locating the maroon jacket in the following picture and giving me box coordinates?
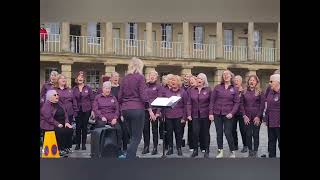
[93,94,120,122]
[241,89,265,120]
[40,81,54,105]
[73,85,95,114]
[162,87,187,119]
[187,87,211,119]
[55,87,77,117]
[146,82,162,112]
[118,73,150,111]
[265,89,280,128]
[40,101,69,130]
[209,83,240,116]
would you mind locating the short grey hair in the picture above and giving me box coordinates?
[197,73,209,87]
[111,71,119,78]
[103,81,112,89]
[234,75,243,83]
[50,71,58,77]
[46,89,57,102]
[270,74,280,83]
[127,57,144,75]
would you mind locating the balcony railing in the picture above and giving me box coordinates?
[191,43,216,60]
[70,35,105,54]
[40,33,61,53]
[152,41,183,58]
[224,45,248,61]
[113,38,146,57]
[254,47,278,62]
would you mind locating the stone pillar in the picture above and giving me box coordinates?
[245,68,258,83]
[61,22,70,52]
[277,22,280,61]
[216,22,223,58]
[104,22,113,54]
[146,22,153,56]
[248,22,254,61]
[213,67,226,86]
[104,62,116,77]
[60,62,73,87]
[181,66,193,77]
[183,22,190,58]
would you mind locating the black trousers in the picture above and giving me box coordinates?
[246,121,261,151]
[181,121,186,141]
[166,118,183,148]
[143,111,159,148]
[232,114,247,148]
[187,121,195,149]
[95,120,123,149]
[200,121,211,150]
[75,110,91,145]
[192,118,210,150]
[268,127,280,158]
[214,115,235,151]
[122,109,145,159]
[119,119,130,151]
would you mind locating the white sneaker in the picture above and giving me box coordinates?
[216,149,223,158]
[229,151,236,158]
[201,150,205,153]
[189,149,194,152]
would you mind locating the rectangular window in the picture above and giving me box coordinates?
[161,24,172,48]
[224,29,233,52]
[126,23,138,46]
[44,23,60,42]
[86,70,100,90]
[45,67,59,82]
[254,30,262,52]
[193,25,204,49]
[87,22,101,44]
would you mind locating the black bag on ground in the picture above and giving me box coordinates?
[91,126,119,158]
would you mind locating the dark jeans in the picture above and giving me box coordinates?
[122,109,145,159]
[187,121,194,149]
[95,120,123,149]
[75,110,91,145]
[268,127,280,158]
[246,121,261,151]
[143,111,159,148]
[166,118,183,149]
[214,115,235,151]
[200,121,211,150]
[119,119,130,151]
[232,114,247,148]
[192,118,210,150]
[181,121,186,141]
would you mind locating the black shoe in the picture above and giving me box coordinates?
[75,144,80,150]
[82,144,86,150]
[190,149,198,158]
[241,146,248,153]
[59,150,67,157]
[204,150,209,158]
[248,150,254,157]
[234,145,239,151]
[261,154,267,158]
[182,140,186,147]
[142,146,149,154]
[151,148,158,155]
[177,148,183,156]
[166,147,173,155]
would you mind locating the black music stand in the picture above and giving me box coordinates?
[151,96,182,158]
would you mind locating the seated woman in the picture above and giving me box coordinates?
[93,81,123,154]
[40,89,73,157]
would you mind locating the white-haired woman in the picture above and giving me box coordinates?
[241,75,265,157]
[264,74,280,158]
[209,70,240,158]
[232,75,248,153]
[118,57,152,159]
[40,71,58,107]
[142,70,162,155]
[93,81,123,155]
[187,73,211,158]
[40,89,73,157]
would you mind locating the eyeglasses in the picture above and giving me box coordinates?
[53,94,59,96]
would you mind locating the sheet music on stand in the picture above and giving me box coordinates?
[151,96,181,108]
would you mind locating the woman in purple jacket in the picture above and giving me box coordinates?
[40,71,58,107]
[209,70,240,158]
[241,75,265,157]
[40,89,73,157]
[264,74,280,158]
[162,75,187,156]
[118,57,152,159]
[73,71,95,150]
[187,73,211,158]
[93,81,123,153]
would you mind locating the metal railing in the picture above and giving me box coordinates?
[254,47,278,62]
[152,41,183,58]
[191,43,216,60]
[40,33,61,53]
[113,38,146,57]
[224,45,248,61]
[70,35,105,54]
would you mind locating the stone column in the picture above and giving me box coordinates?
[104,62,116,77]
[104,22,113,54]
[248,22,254,61]
[245,68,258,83]
[146,22,153,56]
[60,62,73,87]
[183,22,190,58]
[181,66,193,77]
[213,67,226,86]
[60,22,70,52]
[216,22,223,58]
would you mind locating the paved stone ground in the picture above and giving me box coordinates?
[41,122,280,158]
